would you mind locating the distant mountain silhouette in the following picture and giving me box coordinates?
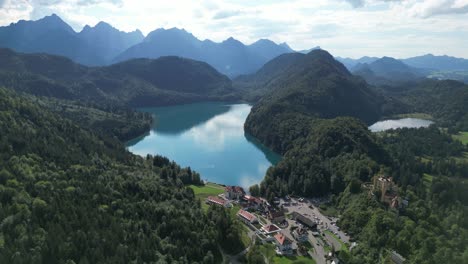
[0,14,144,66]
[338,54,468,84]
[352,57,425,85]
[247,39,294,63]
[78,21,144,65]
[0,15,294,76]
[0,14,95,63]
[402,54,468,71]
[336,56,379,70]
[114,27,293,77]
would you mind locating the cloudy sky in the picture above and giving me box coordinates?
[0,0,467,58]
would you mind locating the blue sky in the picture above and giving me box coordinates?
[0,0,467,58]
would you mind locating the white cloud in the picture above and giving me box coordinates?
[406,0,468,18]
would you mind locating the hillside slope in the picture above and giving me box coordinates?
[0,48,237,107]
[0,87,234,263]
[244,49,386,153]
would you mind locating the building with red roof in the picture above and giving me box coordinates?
[237,209,258,224]
[274,232,293,254]
[206,196,231,207]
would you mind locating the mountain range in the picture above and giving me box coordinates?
[337,54,468,72]
[0,14,143,66]
[351,57,425,86]
[0,14,293,77]
[114,28,294,77]
[1,14,468,81]
[401,54,468,71]
[337,55,468,84]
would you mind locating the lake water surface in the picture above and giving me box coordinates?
[369,118,434,132]
[127,102,281,188]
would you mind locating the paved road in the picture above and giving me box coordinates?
[226,230,256,264]
[308,232,326,264]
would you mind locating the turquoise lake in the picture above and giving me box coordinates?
[127,102,281,188]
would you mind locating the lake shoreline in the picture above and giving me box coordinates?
[126,101,281,188]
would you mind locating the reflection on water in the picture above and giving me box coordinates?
[127,102,281,189]
[369,118,433,132]
[139,103,231,135]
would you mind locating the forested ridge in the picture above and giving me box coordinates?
[0,88,243,263]
[0,48,239,107]
[243,50,399,155]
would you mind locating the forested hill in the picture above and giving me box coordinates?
[244,49,468,263]
[0,48,238,107]
[233,52,304,101]
[0,87,241,263]
[383,79,468,132]
[255,117,389,198]
[243,49,388,154]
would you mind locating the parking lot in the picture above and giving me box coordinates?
[280,197,350,263]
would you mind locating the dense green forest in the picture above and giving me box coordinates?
[384,79,468,132]
[243,50,404,155]
[242,50,468,263]
[1,45,467,263]
[0,48,239,107]
[33,96,153,141]
[249,116,468,263]
[337,127,468,263]
[252,117,387,198]
[0,88,244,263]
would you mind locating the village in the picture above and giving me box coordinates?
[203,175,408,264]
[206,185,349,264]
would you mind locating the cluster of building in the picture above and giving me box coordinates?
[205,185,328,257]
[204,186,298,254]
[206,185,279,215]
